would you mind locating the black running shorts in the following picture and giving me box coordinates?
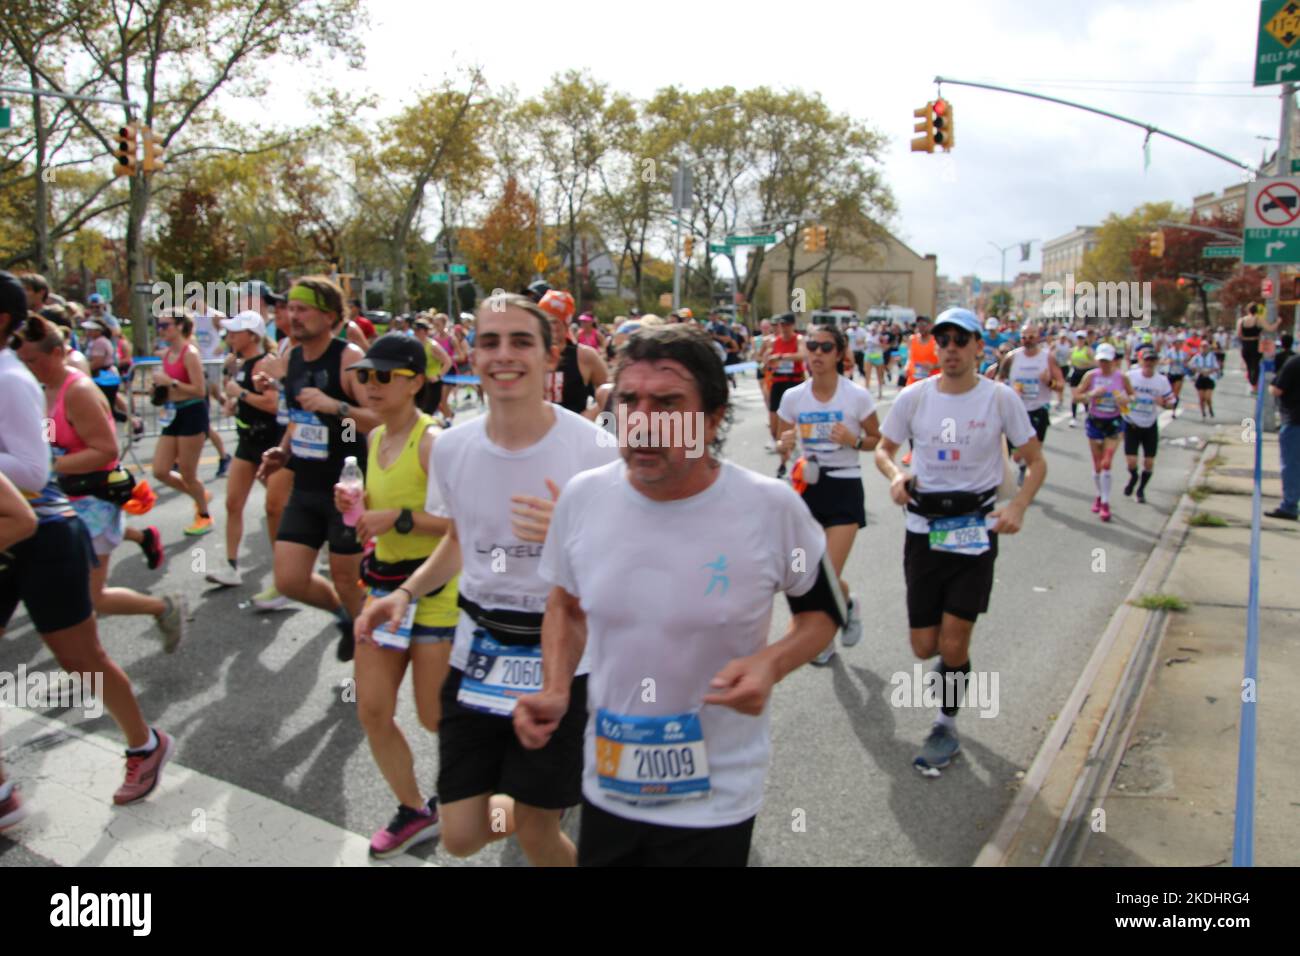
[275,486,362,555]
[768,379,800,413]
[903,529,999,628]
[1123,422,1159,458]
[577,798,757,867]
[437,669,588,809]
[800,474,866,528]
[1010,406,1049,453]
[0,517,96,634]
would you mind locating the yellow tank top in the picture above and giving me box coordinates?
[424,340,442,379]
[367,413,441,563]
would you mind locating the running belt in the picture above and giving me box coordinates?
[457,595,544,638]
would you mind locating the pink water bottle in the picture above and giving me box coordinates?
[340,456,365,527]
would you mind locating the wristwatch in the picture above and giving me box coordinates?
[337,400,351,417]
[394,508,414,534]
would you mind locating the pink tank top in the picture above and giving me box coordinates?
[163,344,191,383]
[577,328,600,349]
[50,370,119,469]
[1089,368,1127,419]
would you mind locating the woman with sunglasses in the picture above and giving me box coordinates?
[776,324,881,665]
[332,333,458,858]
[1077,343,1134,523]
[152,308,215,537]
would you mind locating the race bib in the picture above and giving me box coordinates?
[289,408,328,461]
[457,629,543,716]
[158,402,176,427]
[595,710,711,804]
[1094,391,1119,415]
[366,588,416,651]
[928,514,991,556]
[797,410,842,454]
[914,363,932,379]
[1132,394,1155,418]
[775,360,795,375]
[1014,377,1040,402]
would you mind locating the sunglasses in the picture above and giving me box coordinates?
[156,321,174,330]
[355,368,417,385]
[934,330,972,348]
[807,341,838,353]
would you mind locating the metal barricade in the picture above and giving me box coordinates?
[117,357,237,468]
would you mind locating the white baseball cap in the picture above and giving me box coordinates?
[222,310,265,336]
[1095,343,1117,361]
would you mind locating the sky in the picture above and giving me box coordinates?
[248,0,1282,284]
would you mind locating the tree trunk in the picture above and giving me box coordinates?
[389,233,409,315]
[31,68,49,275]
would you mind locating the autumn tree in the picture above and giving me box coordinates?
[462,176,539,296]
[151,184,240,282]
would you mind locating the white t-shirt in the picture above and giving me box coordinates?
[192,313,220,361]
[1124,369,1173,428]
[881,377,1035,533]
[539,459,827,828]
[425,405,619,673]
[776,376,877,476]
[1006,348,1050,412]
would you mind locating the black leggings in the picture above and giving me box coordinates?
[1242,343,1261,388]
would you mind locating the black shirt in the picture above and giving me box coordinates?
[1274,353,1300,426]
[285,338,365,490]
[547,342,592,415]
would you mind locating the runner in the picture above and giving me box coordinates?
[874,307,1045,775]
[1189,339,1221,419]
[191,307,232,478]
[356,292,618,866]
[1078,343,1134,522]
[1237,303,1279,395]
[1158,335,1187,417]
[539,289,609,420]
[775,324,879,665]
[257,277,376,662]
[205,311,283,588]
[1067,330,1096,428]
[1051,331,1073,410]
[864,323,888,398]
[18,317,184,648]
[332,333,459,858]
[512,322,842,866]
[152,307,216,537]
[1122,345,1176,504]
[412,318,454,420]
[761,313,808,455]
[0,271,174,806]
[997,321,1063,486]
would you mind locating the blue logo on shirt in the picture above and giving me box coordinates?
[704,555,729,596]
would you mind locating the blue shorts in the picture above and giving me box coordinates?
[1085,415,1124,441]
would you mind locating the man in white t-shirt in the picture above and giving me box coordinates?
[356,293,617,867]
[875,308,1046,776]
[514,324,843,866]
[1122,345,1175,503]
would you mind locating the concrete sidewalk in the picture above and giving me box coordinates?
[1080,431,1300,866]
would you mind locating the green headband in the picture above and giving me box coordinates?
[288,285,333,313]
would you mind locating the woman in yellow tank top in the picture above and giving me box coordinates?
[333,333,457,858]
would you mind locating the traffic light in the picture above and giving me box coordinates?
[802,226,817,252]
[1176,276,1188,289]
[141,127,165,174]
[911,102,935,153]
[113,123,138,177]
[932,98,953,151]
[1149,231,1165,258]
[816,225,829,250]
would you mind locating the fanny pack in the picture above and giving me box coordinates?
[361,553,444,596]
[458,594,544,644]
[906,485,998,519]
[57,467,138,507]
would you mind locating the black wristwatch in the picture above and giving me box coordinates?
[394,508,414,534]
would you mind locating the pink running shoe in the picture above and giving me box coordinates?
[369,799,440,859]
[1099,502,1112,522]
[113,729,174,805]
[0,784,28,832]
[1091,496,1102,514]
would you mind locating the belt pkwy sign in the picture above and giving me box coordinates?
[1244,176,1300,264]
[1256,0,1300,86]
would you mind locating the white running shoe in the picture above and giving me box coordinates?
[839,596,863,648]
[810,643,836,666]
[764,439,775,452]
[252,585,290,611]
[206,565,242,587]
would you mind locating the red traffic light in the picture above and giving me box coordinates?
[933,99,948,116]
[1176,277,1187,289]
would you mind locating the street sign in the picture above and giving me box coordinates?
[0,107,10,130]
[449,263,468,275]
[95,279,112,300]
[533,252,548,272]
[1203,282,1223,292]
[429,274,449,284]
[1244,176,1300,263]
[708,243,733,255]
[1256,0,1300,86]
[1202,245,1243,258]
[133,282,154,293]
[1292,158,1300,173]
[725,234,776,246]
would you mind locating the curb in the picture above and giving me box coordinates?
[973,431,1221,867]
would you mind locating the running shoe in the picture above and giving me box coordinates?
[764,439,775,452]
[1068,419,1077,428]
[215,455,232,479]
[132,418,145,437]
[156,594,185,654]
[1136,491,1147,504]
[839,596,863,648]
[1265,507,1298,521]
[1099,502,1112,522]
[776,462,787,480]
[184,515,214,536]
[914,724,960,776]
[0,785,28,832]
[114,729,174,805]
[369,798,441,860]
[139,525,164,570]
[252,585,290,611]
[810,643,836,666]
[1091,496,1102,514]
[336,618,355,662]
[1123,474,1137,496]
[206,564,241,587]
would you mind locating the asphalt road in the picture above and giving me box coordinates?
[0,356,1258,866]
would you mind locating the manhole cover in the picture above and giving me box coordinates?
[1216,467,1281,479]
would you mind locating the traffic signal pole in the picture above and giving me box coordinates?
[1266,83,1294,335]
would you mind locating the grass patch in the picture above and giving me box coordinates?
[1203,455,1227,470]
[1132,593,1190,612]
[1188,484,1212,502]
[1188,512,1229,528]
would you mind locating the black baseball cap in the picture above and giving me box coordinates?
[0,271,27,329]
[352,332,426,374]
[776,312,796,324]
[240,280,285,305]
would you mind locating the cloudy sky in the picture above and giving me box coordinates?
[258,0,1282,283]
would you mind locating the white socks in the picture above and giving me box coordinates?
[1100,471,1112,503]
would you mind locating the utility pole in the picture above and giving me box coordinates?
[1266,83,1294,336]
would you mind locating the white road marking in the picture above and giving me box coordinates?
[1,709,433,867]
